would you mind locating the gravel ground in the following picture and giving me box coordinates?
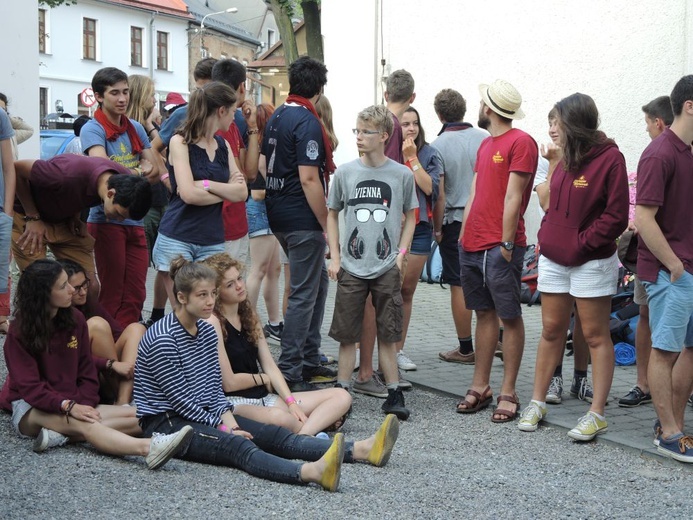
[1,340,692,520]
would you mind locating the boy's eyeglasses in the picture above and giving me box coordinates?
[352,129,381,136]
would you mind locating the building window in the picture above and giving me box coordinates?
[39,9,47,53]
[157,31,168,70]
[83,18,97,60]
[39,87,48,127]
[267,28,276,48]
[131,27,143,67]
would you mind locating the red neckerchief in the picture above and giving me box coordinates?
[93,107,144,155]
[285,95,336,190]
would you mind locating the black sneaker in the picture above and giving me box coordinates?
[303,365,337,384]
[263,322,283,342]
[382,388,410,420]
[618,385,652,407]
[287,379,319,392]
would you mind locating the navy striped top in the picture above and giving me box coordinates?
[134,312,231,426]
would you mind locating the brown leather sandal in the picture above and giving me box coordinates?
[491,394,520,423]
[456,386,492,414]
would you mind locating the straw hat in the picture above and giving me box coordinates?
[478,80,525,120]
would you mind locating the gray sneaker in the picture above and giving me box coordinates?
[546,376,563,404]
[570,376,594,403]
[145,426,193,470]
[33,428,69,453]
[377,369,412,391]
[353,373,388,398]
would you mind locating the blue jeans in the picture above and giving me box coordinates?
[0,212,12,293]
[139,412,354,484]
[274,230,328,382]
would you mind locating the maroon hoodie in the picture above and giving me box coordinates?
[0,309,99,413]
[538,140,629,267]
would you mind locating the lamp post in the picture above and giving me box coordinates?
[200,7,238,54]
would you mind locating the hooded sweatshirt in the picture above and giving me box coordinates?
[538,139,629,267]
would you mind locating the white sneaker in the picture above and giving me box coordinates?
[397,351,417,371]
[145,426,193,470]
[33,428,69,453]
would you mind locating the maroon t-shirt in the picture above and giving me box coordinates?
[384,112,404,164]
[14,155,130,222]
[636,128,693,282]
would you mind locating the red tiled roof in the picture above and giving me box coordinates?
[104,0,192,19]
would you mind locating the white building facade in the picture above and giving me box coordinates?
[38,0,191,125]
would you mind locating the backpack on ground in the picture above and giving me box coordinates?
[420,240,445,286]
[520,244,541,305]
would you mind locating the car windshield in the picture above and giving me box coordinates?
[40,134,71,160]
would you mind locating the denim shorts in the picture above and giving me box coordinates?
[152,233,225,272]
[410,221,433,256]
[246,199,272,238]
[644,270,693,353]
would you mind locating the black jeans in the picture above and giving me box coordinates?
[140,412,354,485]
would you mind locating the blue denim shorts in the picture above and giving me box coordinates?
[410,221,433,256]
[644,270,693,353]
[152,233,225,272]
[246,199,272,238]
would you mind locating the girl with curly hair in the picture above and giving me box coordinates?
[204,252,352,436]
[0,259,191,467]
[134,256,399,491]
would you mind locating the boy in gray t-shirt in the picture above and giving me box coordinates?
[326,105,418,420]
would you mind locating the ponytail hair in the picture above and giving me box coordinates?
[178,81,237,144]
[169,256,217,302]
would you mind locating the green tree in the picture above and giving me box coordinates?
[266,0,323,67]
[39,0,77,7]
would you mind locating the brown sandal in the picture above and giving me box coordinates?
[456,386,492,414]
[491,394,520,423]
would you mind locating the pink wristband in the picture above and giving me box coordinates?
[399,247,408,255]
[217,424,230,433]
[160,173,169,182]
[285,395,297,406]
[203,179,210,191]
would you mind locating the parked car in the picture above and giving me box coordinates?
[40,129,76,159]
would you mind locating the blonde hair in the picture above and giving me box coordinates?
[127,74,155,125]
[316,95,338,150]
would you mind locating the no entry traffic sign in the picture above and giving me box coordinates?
[81,87,96,107]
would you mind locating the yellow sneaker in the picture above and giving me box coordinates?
[318,433,344,492]
[567,411,608,441]
[367,414,400,467]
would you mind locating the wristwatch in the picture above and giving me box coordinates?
[501,241,515,251]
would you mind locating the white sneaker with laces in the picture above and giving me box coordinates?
[145,426,194,470]
[518,401,547,432]
[33,428,69,453]
[397,351,417,371]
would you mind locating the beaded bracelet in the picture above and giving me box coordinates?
[64,400,76,423]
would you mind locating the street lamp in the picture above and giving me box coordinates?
[200,7,237,54]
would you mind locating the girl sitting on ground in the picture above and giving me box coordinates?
[0,259,191,468]
[204,252,352,436]
[134,257,400,491]
[58,259,145,405]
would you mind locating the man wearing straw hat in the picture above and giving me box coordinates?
[454,80,538,423]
